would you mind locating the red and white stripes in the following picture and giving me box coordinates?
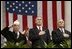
[5,1,65,33]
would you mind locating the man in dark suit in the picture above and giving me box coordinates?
[52,19,71,47]
[29,17,50,48]
[1,20,26,45]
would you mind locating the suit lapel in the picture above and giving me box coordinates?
[13,31,21,39]
[57,28,63,36]
[57,28,68,34]
[57,28,63,33]
[34,27,40,34]
[34,27,45,34]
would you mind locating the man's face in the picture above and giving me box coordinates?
[35,17,43,26]
[58,20,64,28]
[13,24,20,32]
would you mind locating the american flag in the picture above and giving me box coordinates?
[5,1,65,34]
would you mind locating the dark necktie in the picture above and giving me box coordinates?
[39,26,41,31]
[61,28,63,33]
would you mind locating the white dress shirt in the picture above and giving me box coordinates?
[59,28,65,34]
[59,28,69,37]
[37,26,42,31]
[16,32,20,39]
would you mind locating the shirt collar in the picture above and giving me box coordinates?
[37,26,42,31]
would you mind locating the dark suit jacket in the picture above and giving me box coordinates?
[52,28,71,44]
[29,27,50,48]
[1,27,26,44]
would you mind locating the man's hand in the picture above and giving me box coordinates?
[21,29,29,35]
[21,30,25,35]
[63,33,69,38]
[39,31,45,35]
[8,25,13,28]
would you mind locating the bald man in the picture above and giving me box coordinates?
[29,17,50,48]
[1,20,26,44]
[52,19,71,46]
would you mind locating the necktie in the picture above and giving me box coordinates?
[39,26,41,31]
[61,28,63,33]
[61,28,65,34]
